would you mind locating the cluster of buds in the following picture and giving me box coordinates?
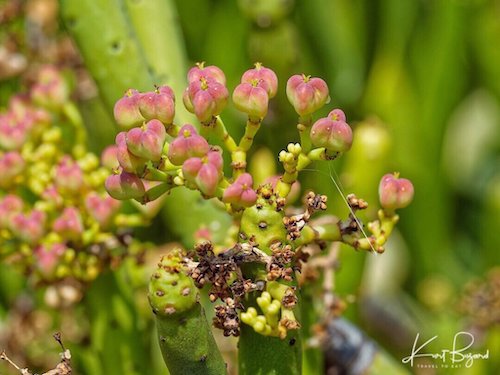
[0,66,144,285]
[115,63,415,340]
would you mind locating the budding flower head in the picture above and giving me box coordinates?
[53,207,84,240]
[168,124,210,165]
[138,86,175,124]
[223,173,257,207]
[241,63,278,98]
[310,109,353,153]
[85,192,121,228]
[187,62,226,85]
[378,173,414,211]
[100,145,119,170]
[182,150,223,197]
[0,115,30,151]
[105,171,146,200]
[232,82,269,119]
[35,243,66,275]
[11,210,46,244]
[31,66,70,109]
[0,194,24,228]
[113,89,145,129]
[183,77,229,123]
[115,132,147,173]
[286,74,329,116]
[0,151,25,188]
[55,156,84,194]
[125,119,166,161]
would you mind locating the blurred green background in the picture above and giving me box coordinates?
[1,0,499,374]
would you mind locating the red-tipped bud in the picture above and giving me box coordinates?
[31,66,70,108]
[167,124,210,165]
[113,89,145,129]
[0,151,25,188]
[105,172,146,200]
[138,86,175,124]
[0,194,23,228]
[241,63,278,98]
[53,207,84,239]
[125,119,166,161]
[0,115,30,150]
[182,150,223,196]
[223,173,257,207]
[187,62,226,85]
[85,192,121,228]
[115,132,146,173]
[100,145,119,170]
[286,74,329,116]
[232,82,269,119]
[378,173,414,211]
[310,109,353,153]
[35,243,66,274]
[11,210,46,244]
[55,156,84,194]
[183,77,228,123]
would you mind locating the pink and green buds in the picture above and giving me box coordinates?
[100,145,119,170]
[183,75,229,123]
[378,173,414,211]
[310,109,353,153]
[53,207,84,240]
[286,74,329,116]
[0,151,25,188]
[125,119,166,162]
[138,86,175,124]
[223,173,257,207]
[187,62,226,85]
[0,194,23,228]
[113,89,145,129]
[31,66,70,109]
[105,172,146,200]
[241,63,278,98]
[182,150,223,196]
[11,210,46,244]
[85,192,121,228]
[35,243,66,275]
[232,82,269,119]
[167,124,210,165]
[115,132,146,173]
[55,156,84,194]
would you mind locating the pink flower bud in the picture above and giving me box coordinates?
[105,172,146,200]
[125,119,166,161]
[310,109,353,153]
[223,173,257,207]
[113,89,145,129]
[182,150,223,196]
[11,210,46,244]
[100,145,119,170]
[286,74,329,116]
[0,194,23,228]
[85,192,121,228]
[167,124,210,165]
[378,173,414,211]
[232,82,269,119]
[41,186,64,206]
[138,86,175,124]
[35,243,66,274]
[115,132,147,173]
[31,66,70,108]
[0,114,30,150]
[0,151,25,188]
[187,62,226,85]
[183,77,228,123]
[55,156,84,194]
[241,63,278,98]
[53,207,84,239]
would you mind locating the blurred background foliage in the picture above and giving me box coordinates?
[1,0,499,374]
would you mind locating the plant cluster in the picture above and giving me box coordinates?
[105,62,414,373]
[0,66,144,289]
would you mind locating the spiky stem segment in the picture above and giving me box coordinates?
[149,251,226,375]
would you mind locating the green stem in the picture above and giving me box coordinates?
[297,116,313,153]
[213,116,238,152]
[239,117,262,152]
